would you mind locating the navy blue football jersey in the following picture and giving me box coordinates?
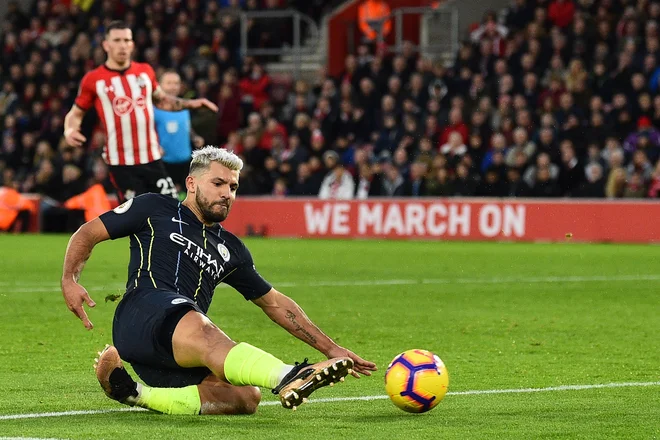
[99,194,272,312]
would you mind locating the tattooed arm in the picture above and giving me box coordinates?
[252,288,331,352]
[252,288,377,377]
[152,87,219,112]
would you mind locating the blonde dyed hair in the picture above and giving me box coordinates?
[189,146,243,175]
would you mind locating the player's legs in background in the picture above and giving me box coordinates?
[163,161,189,194]
[143,160,178,199]
[108,164,144,201]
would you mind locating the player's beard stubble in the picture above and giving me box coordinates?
[195,186,232,223]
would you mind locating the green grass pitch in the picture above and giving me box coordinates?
[0,234,659,439]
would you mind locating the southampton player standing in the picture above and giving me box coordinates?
[63,21,218,201]
[61,147,377,414]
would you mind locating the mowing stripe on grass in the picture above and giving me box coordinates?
[1,381,659,420]
[3,274,660,292]
[0,437,68,439]
[0,437,68,440]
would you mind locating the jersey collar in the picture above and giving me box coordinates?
[103,62,132,74]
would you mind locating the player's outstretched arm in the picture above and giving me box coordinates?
[63,105,88,147]
[152,88,219,112]
[252,289,378,378]
[61,218,111,330]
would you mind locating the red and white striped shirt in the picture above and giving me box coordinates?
[75,62,162,166]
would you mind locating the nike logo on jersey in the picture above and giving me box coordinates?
[172,217,189,226]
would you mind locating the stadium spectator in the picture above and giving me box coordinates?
[318,151,355,199]
[606,167,627,198]
[470,11,509,56]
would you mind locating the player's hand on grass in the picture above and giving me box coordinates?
[64,128,87,148]
[62,281,96,330]
[325,346,377,379]
[189,98,219,112]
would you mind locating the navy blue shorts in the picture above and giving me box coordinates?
[113,288,212,388]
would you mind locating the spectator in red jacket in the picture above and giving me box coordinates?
[548,0,575,28]
[260,118,288,150]
[440,107,469,147]
[217,72,242,144]
[239,63,271,112]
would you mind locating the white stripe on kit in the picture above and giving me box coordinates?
[126,74,149,164]
[95,80,119,165]
[110,76,135,165]
[141,73,161,162]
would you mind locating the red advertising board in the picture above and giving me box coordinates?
[221,198,660,243]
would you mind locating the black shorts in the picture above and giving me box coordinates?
[113,288,212,388]
[108,160,178,202]
[163,161,190,191]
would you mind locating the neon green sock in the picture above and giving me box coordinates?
[136,384,201,415]
[223,342,288,389]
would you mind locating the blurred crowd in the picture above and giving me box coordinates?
[2,0,660,203]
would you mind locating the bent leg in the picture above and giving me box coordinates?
[171,310,290,388]
[170,310,237,380]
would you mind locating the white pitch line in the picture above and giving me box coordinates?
[3,274,660,293]
[0,408,141,420]
[1,381,658,420]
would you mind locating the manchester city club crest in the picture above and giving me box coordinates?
[217,244,230,262]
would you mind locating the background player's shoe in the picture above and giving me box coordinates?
[93,344,139,406]
[272,357,354,410]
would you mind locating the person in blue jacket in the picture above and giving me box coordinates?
[154,70,205,192]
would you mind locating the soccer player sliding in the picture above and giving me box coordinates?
[61,146,377,414]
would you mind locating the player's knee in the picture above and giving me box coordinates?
[196,320,235,369]
[236,386,261,415]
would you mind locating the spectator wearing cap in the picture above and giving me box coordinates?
[623,116,660,155]
[318,150,355,199]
